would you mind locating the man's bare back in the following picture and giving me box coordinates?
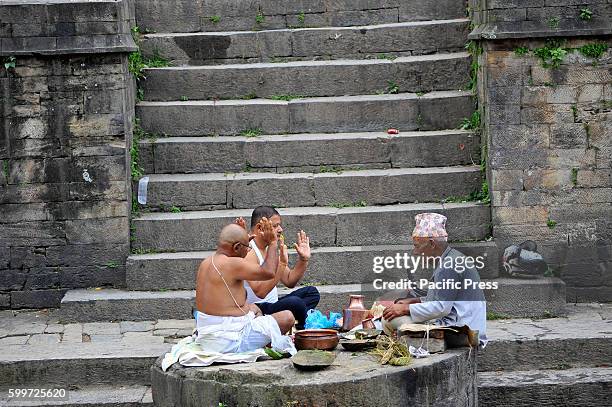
[196,221,277,316]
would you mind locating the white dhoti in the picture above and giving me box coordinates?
[195,311,296,354]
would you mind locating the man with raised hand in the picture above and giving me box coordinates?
[194,218,295,354]
[236,206,320,330]
[382,213,488,347]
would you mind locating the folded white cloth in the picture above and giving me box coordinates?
[162,336,266,371]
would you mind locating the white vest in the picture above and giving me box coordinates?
[244,240,279,304]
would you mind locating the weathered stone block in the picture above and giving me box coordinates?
[489,124,549,149]
[46,243,129,267]
[10,289,66,309]
[492,206,549,225]
[0,183,69,204]
[65,217,129,245]
[60,266,125,289]
[576,169,611,188]
[550,123,588,148]
[523,169,572,190]
[24,271,61,290]
[9,246,48,269]
[0,203,49,223]
[49,200,129,220]
[68,180,127,201]
[0,221,65,247]
[521,104,574,124]
[0,270,26,291]
[491,170,523,191]
[0,293,10,308]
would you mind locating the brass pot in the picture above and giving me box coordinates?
[294,329,339,351]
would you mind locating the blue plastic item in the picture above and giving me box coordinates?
[304,309,342,329]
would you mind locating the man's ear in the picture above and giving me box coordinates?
[232,242,240,252]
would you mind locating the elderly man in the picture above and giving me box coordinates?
[194,219,295,354]
[236,206,320,330]
[382,213,488,346]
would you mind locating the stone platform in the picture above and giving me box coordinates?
[152,348,477,407]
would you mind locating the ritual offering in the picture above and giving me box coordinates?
[341,295,368,331]
[294,329,339,351]
[369,335,411,366]
[340,339,378,352]
[291,350,336,371]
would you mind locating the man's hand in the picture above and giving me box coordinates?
[382,303,409,321]
[294,230,311,261]
[258,217,277,245]
[248,303,263,317]
[234,217,247,230]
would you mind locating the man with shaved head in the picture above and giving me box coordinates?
[194,218,296,355]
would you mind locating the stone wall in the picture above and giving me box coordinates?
[470,1,611,302]
[0,0,137,309]
[470,0,612,26]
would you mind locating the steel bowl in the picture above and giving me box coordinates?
[294,329,339,351]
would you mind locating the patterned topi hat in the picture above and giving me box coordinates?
[412,213,448,238]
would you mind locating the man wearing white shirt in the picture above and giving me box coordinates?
[382,213,488,347]
[236,206,320,330]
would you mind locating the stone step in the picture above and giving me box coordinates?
[486,277,566,319]
[0,341,170,387]
[140,166,482,211]
[135,0,467,33]
[131,202,491,252]
[480,304,612,371]
[0,385,152,407]
[59,279,575,323]
[126,241,500,291]
[139,130,480,175]
[140,19,469,65]
[140,53,470,101]
[136,91,474,137]
[478,368,612,407]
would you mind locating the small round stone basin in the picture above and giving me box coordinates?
[151,348,477,406]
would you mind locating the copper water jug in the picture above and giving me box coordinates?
[342,295,367,331]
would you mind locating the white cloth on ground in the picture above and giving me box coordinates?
[244,239,279,304]
[161,310,296,371]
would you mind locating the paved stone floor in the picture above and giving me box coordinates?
[486,302,612,342]
[0,303,610,347]
[0,310,195,346]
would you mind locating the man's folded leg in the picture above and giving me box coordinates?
[257,287,320,330]
[382,315,416,336]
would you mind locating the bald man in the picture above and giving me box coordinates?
[194,219,296,355]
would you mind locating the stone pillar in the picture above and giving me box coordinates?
[0,0,137,309]
[469,0,612,302]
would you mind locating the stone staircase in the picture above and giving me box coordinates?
[54,0,569,322]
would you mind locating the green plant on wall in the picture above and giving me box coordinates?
[578,43,608,59]
[128,27,170,81]
[3,56,16,70]
[533,39,567,69]
[579,7,593,21]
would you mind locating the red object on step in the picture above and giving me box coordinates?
[387,128,399,134]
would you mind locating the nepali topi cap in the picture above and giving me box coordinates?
[412,213,448,238]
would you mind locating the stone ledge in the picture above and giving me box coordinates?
[152,348,477,407]
[0,0,137,56]
[469,20,612,41]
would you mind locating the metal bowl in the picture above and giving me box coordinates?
[294,329,339,351]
